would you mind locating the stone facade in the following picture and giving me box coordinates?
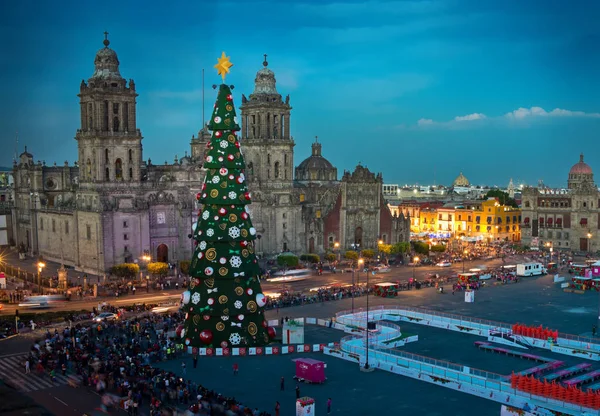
[521,154,599,252]
[11,37,410,275]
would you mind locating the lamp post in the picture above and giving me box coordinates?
[588,233,593,255]
[334,242,340,263]
[37,260,46,295]
[462,250,468,273]
[357,258,364,286]
[412,256,419,282]
[364,262,371,370]
[146,275,150,293]
[377,239,383,264]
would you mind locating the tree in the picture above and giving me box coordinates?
[277,253,299,268]
[411,241,429,255]
[180,64,274,349]
[109,263,139,279]
[344,251,359,261]
[300,254,320,263]
[485,189,518,208]
[324,253,336,262]
[179,260,191,275]
[379,244,393,256]
[391,242,410,255]
[148,262,169,277]
[431,244,446,253]
[361,249,375,259]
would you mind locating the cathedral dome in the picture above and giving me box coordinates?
[569,154,593,175]
[295,140,337,182]
[453,172,470,187]
[92,33,123,80]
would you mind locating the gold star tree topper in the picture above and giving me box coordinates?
[214,52,233,81]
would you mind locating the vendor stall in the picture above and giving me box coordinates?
[457,272,479,286]
[293,358,326,384]
[373,282,399,298]
[570,264,590,277]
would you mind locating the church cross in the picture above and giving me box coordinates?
[104,31,109,40]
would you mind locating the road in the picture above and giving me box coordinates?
[0,256,522,315]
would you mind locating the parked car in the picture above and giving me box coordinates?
[93,312,118,322]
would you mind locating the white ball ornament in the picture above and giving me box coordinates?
[207,298,215,305]
[192,222,198,231]
[238,314,245,321]
[181,291,191,304]
[185,338,191,345]
[180,328,186,338]
[246,288,253,296]
[256,293,267,307]
[249,227,256,236]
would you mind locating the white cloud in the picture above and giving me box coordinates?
[454,113,487,122]
[505,106,600,119]
[417,106,600,128]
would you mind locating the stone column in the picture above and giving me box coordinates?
[57,265,68,290]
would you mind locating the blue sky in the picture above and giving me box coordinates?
[1,0,599,187]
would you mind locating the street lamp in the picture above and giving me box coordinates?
[377,239,383,263]
[334,242,340,263]
[357,258,364,285]
[364,261,372,371]
[37,260,46,295]
[462,250,468,273]
[146,275,150,293]
[588,233,593,254]
[412,256,419,281]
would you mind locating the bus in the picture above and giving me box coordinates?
[19,295,51,309]
[267,268,312,283]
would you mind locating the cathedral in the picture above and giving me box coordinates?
[521,154,599,252]
[11,35,410,276]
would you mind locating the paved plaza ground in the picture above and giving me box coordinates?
[154,273,600,415]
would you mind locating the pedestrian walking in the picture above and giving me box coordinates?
[327,397,332,414]
[280,376,285,391]
[193,355,198,369]
[275,401,280,416]
[593,325,597,337]
[295,384,300,399]
[181,362,186,376]
[233,362,239,376]
[25,360,30,374]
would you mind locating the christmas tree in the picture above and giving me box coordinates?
[180,52,275,349]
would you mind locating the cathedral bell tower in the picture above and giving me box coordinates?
[239,55,294,184]
[75,32,143,184]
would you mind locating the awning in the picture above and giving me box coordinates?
[539,218,545,224]
[547,218,553,225]
[556,218,562,225]
[581,218,588,225]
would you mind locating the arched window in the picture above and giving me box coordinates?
[129,167,133,180]
[274,162,280,178]
[105,149,109,163]
[113,117,119,132]
[267,154,271,165]
[284,154,288,166]
[105,167,110,181]
[115,158,123,180]
[86,159,92,179]
[128,149,133,163]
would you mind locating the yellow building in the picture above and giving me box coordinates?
[470,198,521,242]
[413,198,521,242]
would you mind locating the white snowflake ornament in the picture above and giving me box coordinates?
[199,241,207,250]
[202,211,210,220]
[211,176,220,184]
[230,256,242,268]
[219,141,228,149]
[191,292,201,305]
[229,333,241,345]
[221,315,229,321]
[228,191,237,200]
[234,300,243,309]
[228,226,241,238]
[206,229,214,237]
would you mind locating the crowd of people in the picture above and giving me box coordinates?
[25,311,271,415]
